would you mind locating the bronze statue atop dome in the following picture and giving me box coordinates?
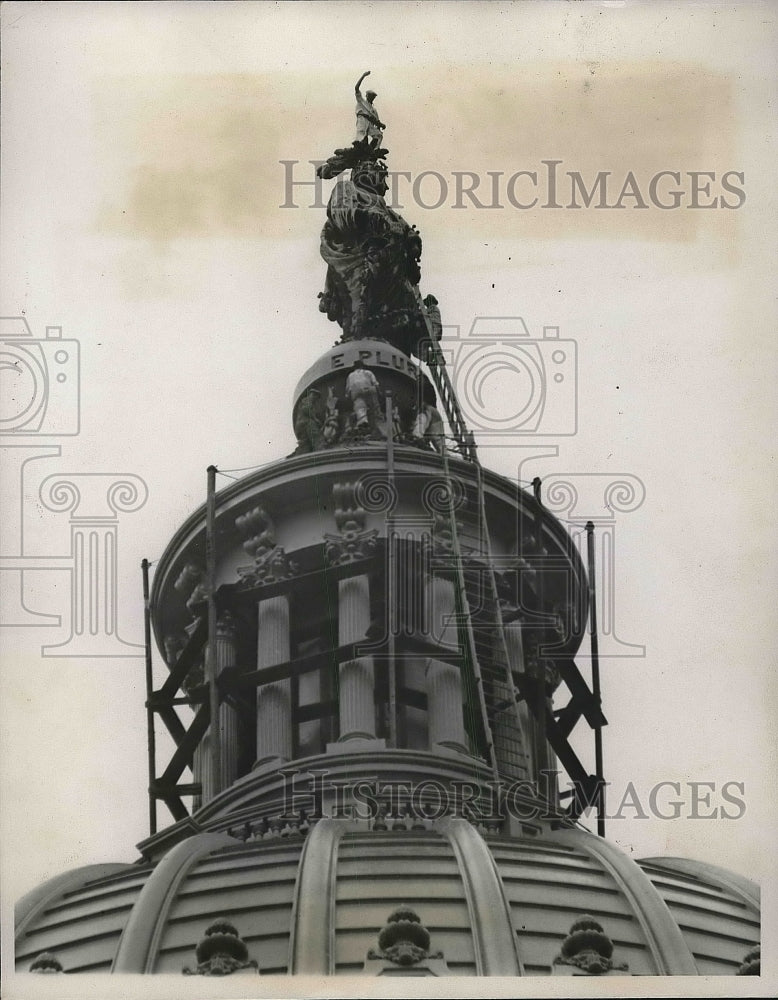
[316,72,431,358]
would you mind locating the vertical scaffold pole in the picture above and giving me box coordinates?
[141,557,157,836]
[206,465,222,800]
[385,392,397,748]
[586,520,605,837]
[531,479,551,788]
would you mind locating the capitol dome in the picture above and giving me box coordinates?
[14,447,761,979]
[16,765,760,977]
[15,73,761,982]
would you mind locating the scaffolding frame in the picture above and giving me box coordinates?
[142,344,608,832]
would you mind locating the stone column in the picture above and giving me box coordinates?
[255,595,292,768]
[216,613,240,790]
[503,614,533,776]
[198,618,240,806]
[198,634,214,804]
[337,574,376,741]
[191,751,204,811]
[503,615,525,675]
[196,727,211,805]
[424,575,468,754]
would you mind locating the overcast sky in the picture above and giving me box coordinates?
[2,2,776,962]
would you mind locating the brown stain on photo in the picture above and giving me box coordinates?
[92,62,740,250]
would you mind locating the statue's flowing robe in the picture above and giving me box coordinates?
[319,178,424,355]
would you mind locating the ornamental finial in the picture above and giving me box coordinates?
[29,952,64,974]
[553,914,628,975]
[182,918,259,976]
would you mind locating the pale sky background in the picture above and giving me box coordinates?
[2,2,777,995]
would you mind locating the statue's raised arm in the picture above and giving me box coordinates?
[315,72,430,357]
[354,69,385,144]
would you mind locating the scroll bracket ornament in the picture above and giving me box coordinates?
[324,481,379,566]
[234,505,299,588]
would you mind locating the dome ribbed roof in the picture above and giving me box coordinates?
[16,821,759,977]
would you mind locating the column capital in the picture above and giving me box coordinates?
[216,611,238,639]
[39,473,148,520]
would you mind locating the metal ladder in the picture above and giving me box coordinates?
[413,288,477,461]
[430,405,531,784]
[469,463,531,781]
[445,453,531,782]
[413,291,532,782]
